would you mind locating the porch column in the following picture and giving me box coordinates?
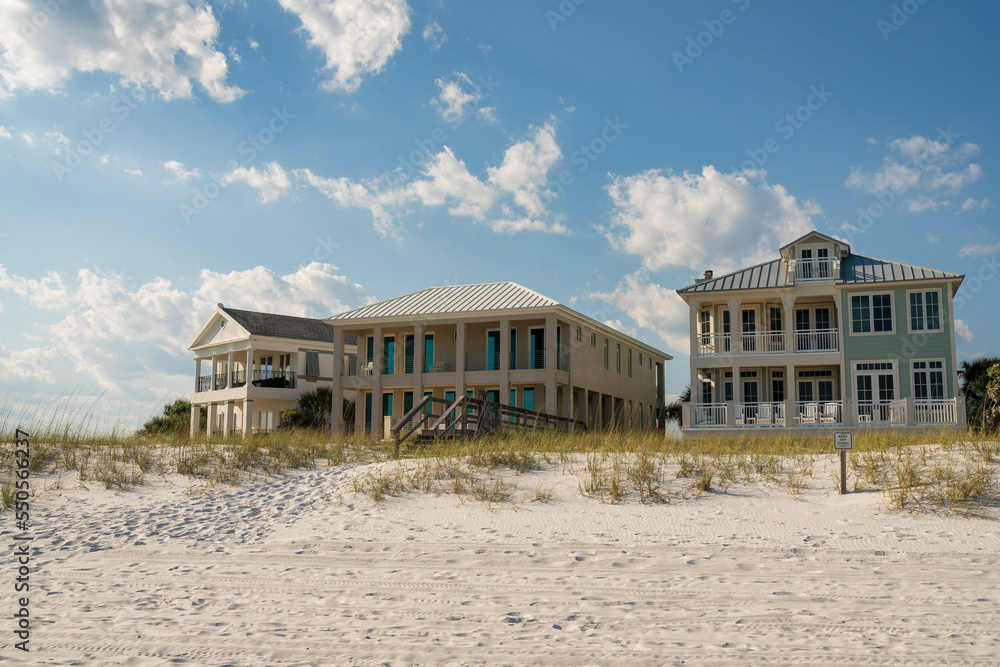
[781,295,795,353]
[330,326,343,435]
[688,297,701,358]
[243,399,253,437]
[544,315,558,416]
[207,403,217,436]
[413,323,424,402]
[246,345,253,386]
[455,322,466,399]
[561,385,572,423]
[194,358,201,392]
[372,325,383,440]
[727,298,742,354]
[499,318,510,406]
[226,352,234,388]
[189,403,199,438]
[223,400,234,436]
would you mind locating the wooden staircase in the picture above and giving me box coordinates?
[390,391,586,456]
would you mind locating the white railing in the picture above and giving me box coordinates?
[856,400,907,426]
[692,403,727,428]
[698,333,732,356]
[791,258,839,282]
[736,402,785,427]
[738,332,786,354]
[793,401,842,426]
[914,398,957,425]
[794,329,839,352]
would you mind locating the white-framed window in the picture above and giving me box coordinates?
[912,359,945,400]
[908,289,942,333]
[851,293,893,334]
[852,360,898,404]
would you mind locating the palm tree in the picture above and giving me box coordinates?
[297,387,333,427]
[959,356,1000,427]
[664,385,690,427]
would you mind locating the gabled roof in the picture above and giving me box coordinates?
[220,307,356,345]
[779,230,849,255]
[677,259,790,294]
[327,282,558,320]
[840,254,963,284]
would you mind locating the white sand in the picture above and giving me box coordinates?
[2,453,998,665]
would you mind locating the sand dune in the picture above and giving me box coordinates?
[2,453,998,665]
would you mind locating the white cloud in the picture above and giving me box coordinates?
[490,216,568,235]
[432,73,482,123]
[124,168,143,177]
[589,272,690,353]
[422,22,446,50]
[954,319,974,347]
[958,197,992,213]
[395,147,497,220]
[221,162,292,203]
[0,125,10,139]
[926,232,939,244]
[605,166,817,272]
[277,0,410,93]
[476,106,497,123]
[958,241,1000,257]
[0,262,369,396]
[603,319,638,339]
[846,135,982,197]
[20,131,33,145]
[487,120,562,217]
[906,195,950,213]
[163,160,201,185]
[0,0,244,102]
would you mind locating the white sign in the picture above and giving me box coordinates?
[834,431,853,451]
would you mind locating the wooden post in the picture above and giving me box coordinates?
[834,431,852,494]
[840,450,847,495]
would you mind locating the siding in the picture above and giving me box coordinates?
[840,284,955,399]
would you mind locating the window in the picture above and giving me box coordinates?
[699,310,711,338]
[487,330,500,371]
[576,326,582,342]
[424,334,434,373]
[590,333,596,347]
[603,339,609,369]
[909,290,941,332]
[851,293,893,333]
[772,371,785,402]
[616,343,621,373]
[638,352,643,366]
[510,329,517,370]
[769,306,782,332]
[912,360,944,400]
[305,351,319,376]
[701,376,713,403]
[627,349,632,377]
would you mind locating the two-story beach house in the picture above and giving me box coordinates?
[325,282,671,438]
[187,305,357,437]
[677,231,966,433]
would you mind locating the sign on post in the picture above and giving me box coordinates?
[834,431,852,495]
[834,432,853,451]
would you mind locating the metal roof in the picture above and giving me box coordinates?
[327,282,558,320]
[677,254,962,294]
[840,254,963,284]
[221,307,357,345]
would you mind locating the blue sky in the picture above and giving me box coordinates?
[1,0,997,429]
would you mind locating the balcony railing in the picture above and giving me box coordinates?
[251,369,296,389]
[736,402,786,427]
[793,401,842,426]
[856,400,906,426]
[791,257,839,282]
[914,399,957,425]
[794,328,839,353]
[231,369,246,388]
[739,332,786,354]
[698,333,732,356]
[197,375,212,392]
[426,354,456,373]
[692,403,727,428]
[466,352,501,372]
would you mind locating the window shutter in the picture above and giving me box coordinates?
[306,351,319,376]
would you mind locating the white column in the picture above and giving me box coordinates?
[194,358,201,392]
[226,351,234,389]
[689,298,701,358]
[781,295,796,353]
[189,403,199,438]
[544,315,558,416]
[727,298,742,354]
[243,399,253,438]
[207,403,217,436]
[223,401,234,436]
[246,345,253,387]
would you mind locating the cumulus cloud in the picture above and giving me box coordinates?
[0,262,370,394]
[431,72,486,124]
[0,0,244,102]
[846,134,982,198]
[906,195,950,213]
[954,319,974,347]
[958,197,992,214]
[605,166,817,272]
[958,241,1000,257]
[487,120,561,217]
[277,0,410,93]
[422,22,446,50]
[221,161,292,203]
[589,272,690,353]
[163,160,201,185]
[0,125,10,138]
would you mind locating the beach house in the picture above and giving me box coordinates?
[187,304,357,437]
[677,231,967,433]
[325,282,671,438]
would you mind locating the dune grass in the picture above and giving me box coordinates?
[1,389,997,514]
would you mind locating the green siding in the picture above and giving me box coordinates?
[840,284,955,399]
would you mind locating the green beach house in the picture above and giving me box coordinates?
[677,231,966,432]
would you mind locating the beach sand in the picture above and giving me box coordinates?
[2,452,998,665]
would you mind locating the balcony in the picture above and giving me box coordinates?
[684,398,959,430]
[696,329,839,356]
[790,257,839,282]
[736,402,786,427]
[794,329,838,353]
[251,369,296,389]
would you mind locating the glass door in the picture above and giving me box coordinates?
[741,309,757,352]
[424,334,434,373]
[487,330,500,370]
[404,334,414,374]
[529,328,544,369]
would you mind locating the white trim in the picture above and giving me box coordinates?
[911,357,946,400]
[851,359,899,401]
